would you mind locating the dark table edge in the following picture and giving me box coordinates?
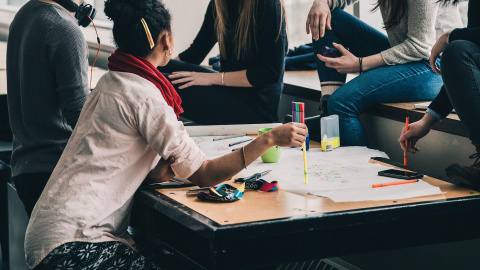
[135,157,480,240]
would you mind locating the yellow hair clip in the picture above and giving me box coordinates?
[140,18,155,49]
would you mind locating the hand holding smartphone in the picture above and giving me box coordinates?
[320,45,349,58]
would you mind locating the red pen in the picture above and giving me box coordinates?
[404,113,409,168]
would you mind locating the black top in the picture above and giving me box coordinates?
[178,0,287,121]
[428,0,479,119]
[449,0,480,46]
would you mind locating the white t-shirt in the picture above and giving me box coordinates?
[25,71,206,268]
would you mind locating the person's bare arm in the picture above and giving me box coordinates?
[189,122,307,187]
[169,70,253,89]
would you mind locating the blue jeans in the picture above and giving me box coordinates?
[313,9,443,146]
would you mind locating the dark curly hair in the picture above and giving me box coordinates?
[104,0,172,57]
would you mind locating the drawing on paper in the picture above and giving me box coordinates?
[288,159,362,184]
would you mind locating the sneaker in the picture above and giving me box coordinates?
[445,153,480,187]
[319,94,330,117]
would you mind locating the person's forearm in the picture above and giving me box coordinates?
[361,53,386,72]
[209,70,253,88]
[188,134,274,187]
[421,112,439,127]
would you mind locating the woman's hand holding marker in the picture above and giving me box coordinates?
[269,122,308,148]
[398,114,438,154]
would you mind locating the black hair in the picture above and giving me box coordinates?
[104,0,172,57]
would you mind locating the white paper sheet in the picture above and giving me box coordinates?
[193,135,254,159]
[186,123,282,136]
[232,147,443,202]
[314,181,442,202]
[189,129,443,202]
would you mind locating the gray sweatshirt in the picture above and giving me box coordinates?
[7,0,89,177]
[331,0,463,65]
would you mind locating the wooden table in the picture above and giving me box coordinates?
[131,155,480,269]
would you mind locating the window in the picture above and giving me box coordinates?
[284,0,313,48]
[4,0,25,7]
[92,0,108,21]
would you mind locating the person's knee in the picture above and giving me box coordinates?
[326,92,341,115]
[441,40,478,72]
[327,90,350,116]
[327,85,362,117]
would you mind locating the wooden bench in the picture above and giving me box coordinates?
[283,70,467,138]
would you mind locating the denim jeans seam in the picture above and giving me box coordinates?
[342,66,434,145]
[468,53,480,104]
[347,116,363,144]
[350,66,435,107]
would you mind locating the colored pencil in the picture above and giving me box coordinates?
[228,138,253,147]
[372,179,418,188]
[303,141,308,184]
[213,134,247,141]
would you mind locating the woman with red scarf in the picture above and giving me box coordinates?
[23,0,307,269]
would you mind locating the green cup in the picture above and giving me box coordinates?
[258,128,282,163]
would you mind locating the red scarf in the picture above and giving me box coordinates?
[108,50,183,119]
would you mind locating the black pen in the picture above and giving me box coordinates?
[229,138,253,147]
[213,134,247,141]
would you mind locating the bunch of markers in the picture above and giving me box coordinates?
[292,102,309,184]
[292,102,309,151]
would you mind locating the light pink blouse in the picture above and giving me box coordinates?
[24,71,206,268]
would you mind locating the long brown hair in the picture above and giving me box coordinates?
[373,0,408,30]
[215,0,286,60]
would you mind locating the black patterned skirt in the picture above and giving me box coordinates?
[34,241,162,270]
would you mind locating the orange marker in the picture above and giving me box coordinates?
[404,114,409,168]
[372,179,418,188]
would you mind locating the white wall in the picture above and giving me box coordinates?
[358,0,385,35]
[163,0,218,60]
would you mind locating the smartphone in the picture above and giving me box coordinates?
[378,169,423,180]
[320,46,349,58]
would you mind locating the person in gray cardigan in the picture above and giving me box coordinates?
[7,0,90,217]
[306,0,462,146]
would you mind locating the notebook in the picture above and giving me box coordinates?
[414,102,456,113]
